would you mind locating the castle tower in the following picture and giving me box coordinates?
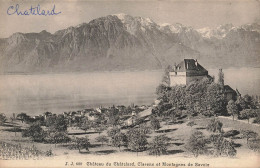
[169,59,209,86]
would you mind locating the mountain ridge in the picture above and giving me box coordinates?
[0,14,259,73]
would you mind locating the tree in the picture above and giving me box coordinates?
[150,116,160,130]
[185,77,212,114]
[95,125,106,135]
[45,115,56,127]
[95,135,109,146]
[185,131,209,157]
[243,94,255,109]
[253,109,260,124]
[46,115,67,132]
[74,116,85,128]
[209,134,236,157]
[111,132,127,151]
[156,84,171,100]
[161,65,173,86]
[107,127,120,138]
[108,106,120,126]
[139,124,151,135]
[148,135,170,156]
[80,121,91,133]
[0,113,7,125]
[227,100,239,120]
[241,130,258,144]
[236,97,247,111]
[135,118,145,126]
[206,118,223,133]
[240,109,256,123]
[127,128,148,155]
[47,131,70,147]
[54,115,68,132]
[248,139,260,152]
[187,121,196,128]
[17,113,30,123]
[168,86,187,110]
[12,127,21,136]
[70,136,90,153]
[205,82,226,115]
[43,111,52,118]
[22,123,46,142]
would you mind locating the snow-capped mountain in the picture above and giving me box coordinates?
[197,23,260,39]
[160,23,193,34]
[197,24,235,39]
[0,14,259,73]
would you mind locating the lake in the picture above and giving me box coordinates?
[0,68,259,117]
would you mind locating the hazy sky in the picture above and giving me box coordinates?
[0,0,259,38]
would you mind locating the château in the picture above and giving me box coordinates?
[169,59,209,86]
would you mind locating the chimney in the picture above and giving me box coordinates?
[195,59,198,66]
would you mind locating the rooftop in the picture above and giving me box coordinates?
[173,59,208,76]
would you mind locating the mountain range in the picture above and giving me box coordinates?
[0,13,259,73]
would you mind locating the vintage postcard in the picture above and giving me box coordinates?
[0,0,259,167]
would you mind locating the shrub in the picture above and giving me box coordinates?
[223,130,240,138]
[148,135,170,156]
[150,116,160,130]
[227,100,239,120]
[187,121,196,128]
[138,124,152,135]
[253,110,260,124]
[45,149,53,157]
[135,118,145,126]
[185,131,209,157]
[241,130,258,144]
[127,128,148,155]
[239,109,256,123]
[45,131,71,146]
[201,110,215,117]
[68,136,90,153]
[111,132,127,150]
[0,113,7,125]
[22,123,47,142]
[206,118,223,133]
[107,127,120,138]
[248,139,260,152]
[209,134,236,157]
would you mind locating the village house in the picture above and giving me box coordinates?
[223,85,237,101]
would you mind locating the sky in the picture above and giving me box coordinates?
[0,0,259,38]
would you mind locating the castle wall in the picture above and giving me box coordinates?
[169,72,186,86]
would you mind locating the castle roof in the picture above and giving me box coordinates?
[174,59,208,76]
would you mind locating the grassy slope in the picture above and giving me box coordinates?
[1,115,259,160]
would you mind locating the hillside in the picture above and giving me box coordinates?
[0,14,259,73]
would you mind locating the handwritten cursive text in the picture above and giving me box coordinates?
[7,4,61,16]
